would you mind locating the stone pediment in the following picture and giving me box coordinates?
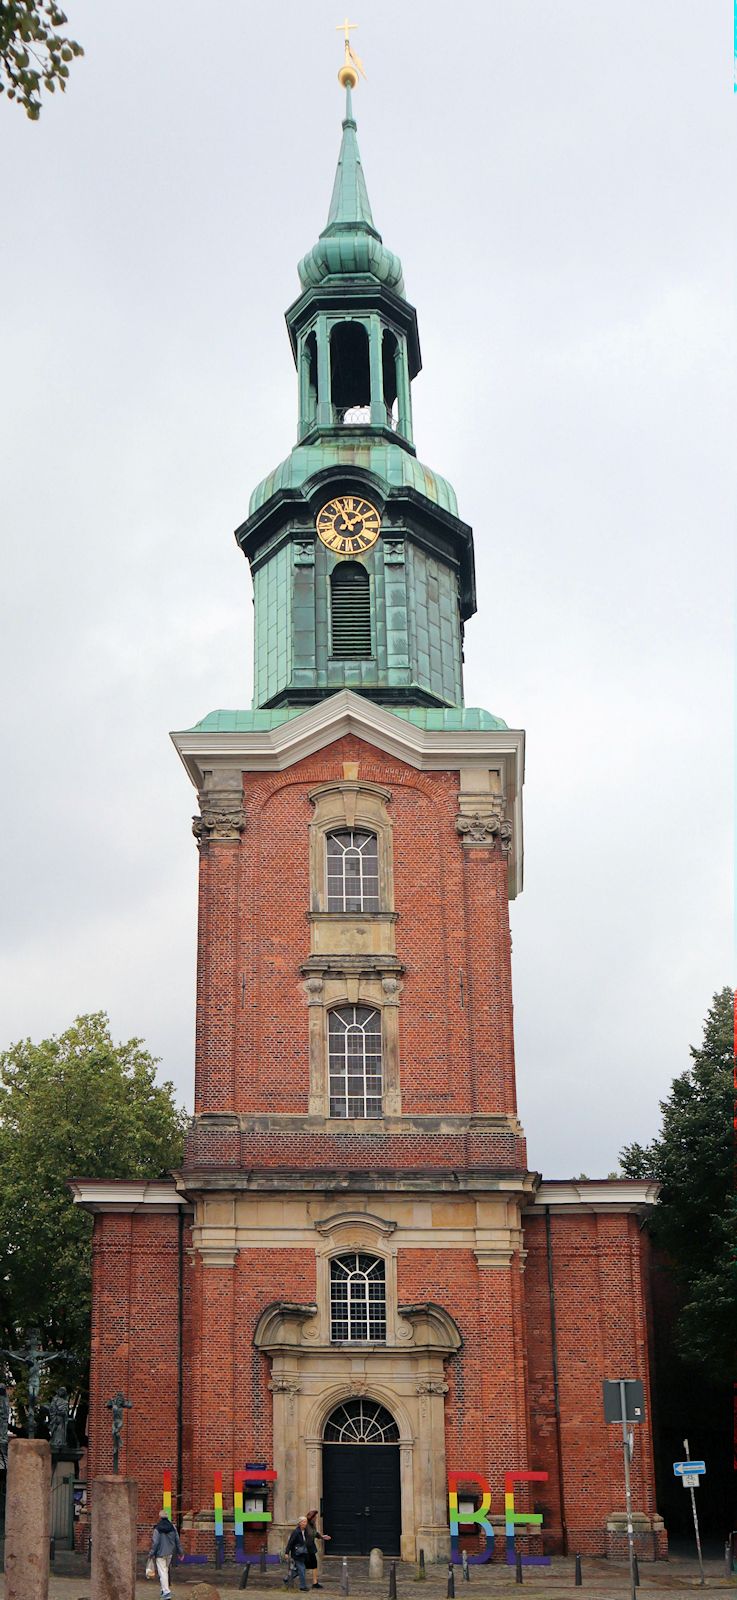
[253,1302,318,1350]
[396,1302,462,1352]
[314,1210,397,1240]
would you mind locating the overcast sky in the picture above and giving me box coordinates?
[1,1,732,1176]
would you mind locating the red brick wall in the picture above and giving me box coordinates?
[89,1211,183,1541]
[523,1210,662,1555]
[192,736,519,1136]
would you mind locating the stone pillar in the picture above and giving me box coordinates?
[4,1438,51,1600]
[91,1475,138,1600]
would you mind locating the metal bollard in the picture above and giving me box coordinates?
[341,1555,350,1594]
[447,1561,455,1597]
[417,1548,426,1581]
[87,1535,92,1565]
[725,1539,733,1579]
[461,1548,470,1582]
[215,1535,224,1569]
[633,1552,640,1588]
[574,1551,582,1586]
[389,1559,397,1599]
[515,1550,523,1584]
[49,1535,56,1567]
[240,1564,251,1588]
[261,1540,268,1573]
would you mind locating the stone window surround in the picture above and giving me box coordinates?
[305,774,401,1120]
[305,972,402,1119]
[314,1216,401,1347]
[308,777,394,914]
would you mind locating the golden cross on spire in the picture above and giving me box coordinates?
[336,16,366,89]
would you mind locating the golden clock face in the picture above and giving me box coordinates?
[316,495,381,556]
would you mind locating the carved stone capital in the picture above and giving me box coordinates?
[268,1377,302,1395]
[456,795,512,852]
[304,977,324,1006]
[416,1380,449,1396]
[193,775,246,846]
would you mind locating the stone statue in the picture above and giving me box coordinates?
[106,1391,132,1474]
[47,1386,69,1453]
[0,1328,69,1438]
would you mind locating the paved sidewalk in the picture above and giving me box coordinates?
[2,1553,733,1598]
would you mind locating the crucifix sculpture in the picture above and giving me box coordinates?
[0,1328,69,1439]
[106,1391,132,1474]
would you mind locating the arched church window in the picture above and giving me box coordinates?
[329,1254,387,1344]
[330,321,370,419]
[328,1006,382,1119]
[326,830,379,912]
[323,1398,398,1440]
[330,562,372,658]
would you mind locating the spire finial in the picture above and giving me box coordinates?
[336,16,366,91]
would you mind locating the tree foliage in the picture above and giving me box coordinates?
[0,1013,187,1416]
[1,2,83,119]
[620,986,735,1380]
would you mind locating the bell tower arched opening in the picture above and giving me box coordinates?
[330,321,370,420]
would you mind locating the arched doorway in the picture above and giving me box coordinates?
[322,1399,401,1556]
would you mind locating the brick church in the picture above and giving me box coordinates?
[73,63,666,1564]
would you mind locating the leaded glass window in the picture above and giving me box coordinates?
[323,1398,398,1441]
[329,1254,387,1344]
[326,830,380,912]
[328,1006,382,1119]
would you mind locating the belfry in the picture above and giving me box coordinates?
[74,46,666,1566]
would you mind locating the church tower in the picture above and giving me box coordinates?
[76,55,666,1569]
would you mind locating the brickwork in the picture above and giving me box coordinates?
[88,1212,182,1544]
[84,727,664,1562]
[190,736,519,1132]
[184,1122,526,1173]
[523,1212,663,1556]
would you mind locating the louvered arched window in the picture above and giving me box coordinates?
[330,562,372,658]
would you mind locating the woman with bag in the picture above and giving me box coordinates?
[305,1508,331,1588]
[146,1513,183,1597]
[284,1515,310,1591]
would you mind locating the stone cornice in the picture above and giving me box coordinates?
[69,1180,191,1215]
[171,690,524,897]
[532,1180,660,1214]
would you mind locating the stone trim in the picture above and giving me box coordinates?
[456,789,512,852]
[192,768,246,847]
[170,689,525,898]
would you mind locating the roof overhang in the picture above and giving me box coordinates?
[171,691,525,897]
[69,1179,191,1214]
[532,1179,660,1216]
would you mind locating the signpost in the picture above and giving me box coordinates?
[602,1381,644,1600]
[674,1441,705,1586]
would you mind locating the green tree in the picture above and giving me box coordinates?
[620,986,734,1380]
[1,2,83,119]
[0,1012,187,1422]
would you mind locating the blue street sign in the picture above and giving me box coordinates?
[673,1461,705,1477]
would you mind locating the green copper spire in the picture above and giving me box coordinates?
[325,86,377,232]
[298,88,405,294]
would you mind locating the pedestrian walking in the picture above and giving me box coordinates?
[306,1508,331,1587]
[285,1515,311,1591]
[146,1513,183,1598]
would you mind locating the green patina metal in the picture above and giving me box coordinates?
[298,87,405,294]
[248,439,458,519]
[185,705,509,735]
[228,89,506,727]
